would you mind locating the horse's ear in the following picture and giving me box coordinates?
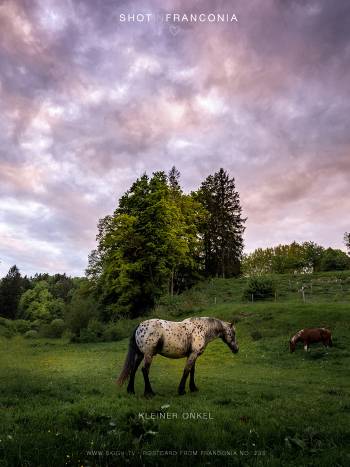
[230,321,236,328]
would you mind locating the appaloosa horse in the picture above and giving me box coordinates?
[289,327,333,352]
[117,317,239,397]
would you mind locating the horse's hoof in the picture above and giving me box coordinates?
[144,391,155,399]
[127,389,135,395]
[190,386,199,392]
[178,389,186,396]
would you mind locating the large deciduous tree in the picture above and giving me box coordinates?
[87,170,204,319]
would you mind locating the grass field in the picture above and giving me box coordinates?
[1,275,350,466]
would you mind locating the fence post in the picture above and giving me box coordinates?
[251,293,254,302]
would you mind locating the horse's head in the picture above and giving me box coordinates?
[222,321,239,354]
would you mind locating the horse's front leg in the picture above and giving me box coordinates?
[189,362,199,392]
[142,354,156,398]
[178,353,198,396]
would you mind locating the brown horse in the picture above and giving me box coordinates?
[289,328,332,352]
[116,317,239,397]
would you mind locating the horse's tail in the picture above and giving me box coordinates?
[116,326,140,386]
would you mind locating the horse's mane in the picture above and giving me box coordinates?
[205,317,225,338]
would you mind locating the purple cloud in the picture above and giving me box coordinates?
[0,0,349,276]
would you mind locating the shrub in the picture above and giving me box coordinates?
[102,321,135,342]
[0,325,15,338]
[87,319,104,338]
[77,328,100,343]
[0,317,11,327]
[65,295,98,338]
[243,277,275,301]
[49,318,66,337]
[30,320,42,331]
[13,319,31,334]
[102,322,124,341]
[0,318,15,338]
[69,319,105,343]
[24,330,39,339]
[40,319,66,338]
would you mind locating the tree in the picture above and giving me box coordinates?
[195,168,246,277]
[0,265,29,319]
[18,281,65,322]
[242,242,350,275]
[344,232,350,255]
[319,248,350,271]
[168,166,181,193]
[87,170,204,319]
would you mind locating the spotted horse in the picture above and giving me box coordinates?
[116,317,239,397]
[289,327,333,352]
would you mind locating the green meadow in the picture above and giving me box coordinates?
[1,273,350,466]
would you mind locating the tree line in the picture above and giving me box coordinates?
[0,166,349,340]
[242,241,350,276]
[86,167,246,319]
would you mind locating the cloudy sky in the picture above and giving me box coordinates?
[0,0,349,277]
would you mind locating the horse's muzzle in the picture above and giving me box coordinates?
[232,345,239,354]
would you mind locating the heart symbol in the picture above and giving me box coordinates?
[169,25,179,36]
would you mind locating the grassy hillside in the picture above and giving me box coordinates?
[155,271,350,318]
[1,273,350,466]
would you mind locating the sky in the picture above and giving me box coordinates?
[0,0,349,278]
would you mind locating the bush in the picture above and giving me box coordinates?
[65,295,98,338]
[68,319,137,343]
[30,320,42,331]
[24,330,39,339]
[77,328,100,343]
[319,248,350,271]
[0,317,10,327]
[0,324,15,338]
[13,319,31,334]
[87,319,104,338]
[0,318,16,337]
[50,318,66,337]
[40,319,66,338]
[243,277,275,301]
[102,322,133,342]
[70,319,104,343]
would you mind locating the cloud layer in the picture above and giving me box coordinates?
[1,0,349,276]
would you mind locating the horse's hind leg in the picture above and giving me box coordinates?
[142,354,155,398]
[127,353,143,395]
[189,362,198,392]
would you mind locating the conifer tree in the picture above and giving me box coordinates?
[0,265,28,319]
[196,168,246,277]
